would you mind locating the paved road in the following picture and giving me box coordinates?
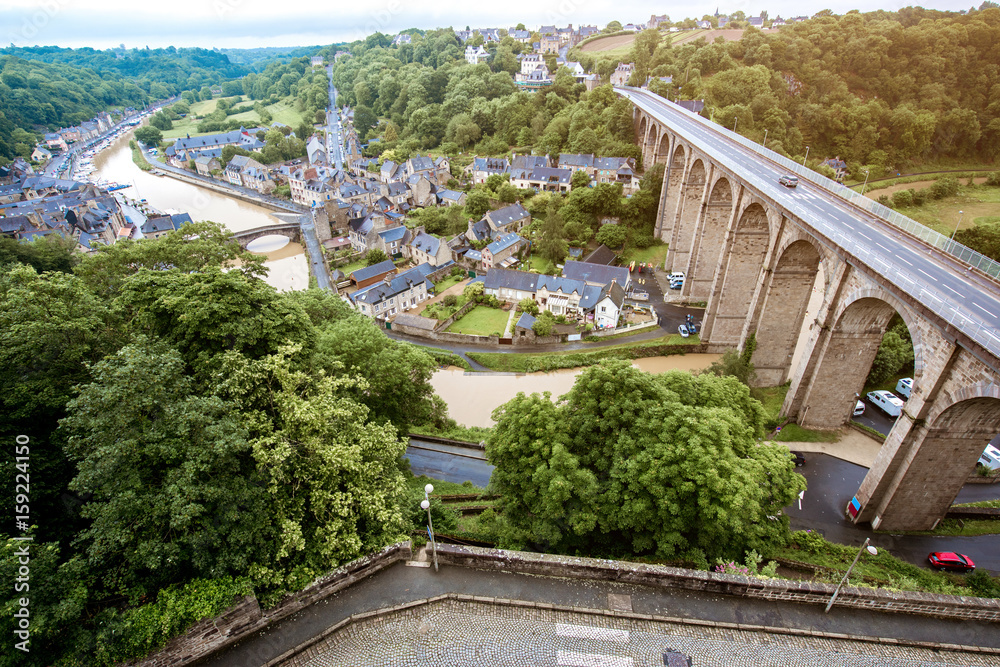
[788,453,1000,574]
[618,87,1000,361]
[298,210,332,290]
[406,439,494,488]
[204,561,1000,667]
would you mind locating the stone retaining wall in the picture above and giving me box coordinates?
[131,542,412,667]
[945,506,1000,520]
[434,543,1000,622]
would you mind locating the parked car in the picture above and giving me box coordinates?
[866,390,904,417]
[779,174,799,188]
[678,324,690,338]
[928,552,975,573]
[895,377,913,399]
[668,271,685,290]
[790,451,806,467]
[978,444,1000,471]
[853,400,865,417]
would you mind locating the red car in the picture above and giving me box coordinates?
[928,552,976,573]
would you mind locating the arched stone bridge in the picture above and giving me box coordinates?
[620,86,1000,531]
[232,222,301,249]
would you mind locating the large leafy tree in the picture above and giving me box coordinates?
[486,361,805,561]
[62,341,271,596]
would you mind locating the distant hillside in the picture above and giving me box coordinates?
[0,46,248,93]
[217,46,323,69]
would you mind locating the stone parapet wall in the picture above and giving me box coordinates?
[434,543,1000,623]
[131,542,412,667]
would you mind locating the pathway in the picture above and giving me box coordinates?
[204,561,1000,667]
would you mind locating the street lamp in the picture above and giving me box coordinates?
[763,128,768,148]
[825,538,877,613]
[802,146,810,166]
[861,169,870,196]
[951,210,964,241]
[733,116,738,133]
[420,483,439,572]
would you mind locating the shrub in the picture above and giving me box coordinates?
[877,194,894,208]
[891,189,914,208]
[911,188,927,206]
[985,172,1000,187]
[442,294,458,308]
[930,176,959,200]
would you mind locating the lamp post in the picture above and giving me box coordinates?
[420,483,439,572]
[763,128,768,148]
[802,146,810,166]
[733,116,738,133]
[825,538,877,613]
[861,169,870,196]
[951,210,964,241]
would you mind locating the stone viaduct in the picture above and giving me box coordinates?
[624,87,1000,531]
[232,222,301,249]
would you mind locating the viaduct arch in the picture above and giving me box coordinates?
[626,88,1000,531]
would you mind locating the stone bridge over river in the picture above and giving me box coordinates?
[619,86,1000,531]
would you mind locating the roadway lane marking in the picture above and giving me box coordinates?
[857,233,872,241]
[897,256,912,266]
[557,651,633,667]
[973,302,992,315]
[943,285,962,297]
[876,243,892,252]
[918,269,934,280]
[556,624,629,643]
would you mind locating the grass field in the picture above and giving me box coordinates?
[446,306,509,335]
[433,275,463,294]
[578,33,637,53]
[160,96,308,141]
[625,243,668,266]
[886,183,1000,236]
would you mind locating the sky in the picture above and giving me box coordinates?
[0,0,983,50]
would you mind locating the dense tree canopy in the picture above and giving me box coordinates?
[0,222,437,665]
[486,361,805,562]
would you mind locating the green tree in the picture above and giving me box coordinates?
[571,170,591,190]
[134,126,163,146]
[365,248,389,266]
[465,189,492,218]
[866,317,913,386]
[486,361,804,560]
[62,341,271,596]
[595,223,627,249]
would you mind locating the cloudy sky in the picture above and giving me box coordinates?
[1,0,980,49]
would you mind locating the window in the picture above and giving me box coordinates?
[601,306,606,312]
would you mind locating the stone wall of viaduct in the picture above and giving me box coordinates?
[633,104,1000,531]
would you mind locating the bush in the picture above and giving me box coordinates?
[911,188,927,206]
[966,570,1000,598]
[891,189,914,208]
[985,172,1000,187]
[442,294,458,308]
[96,577,254,665]
[930,176,959,200]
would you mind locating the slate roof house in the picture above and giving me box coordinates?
[484,202,531,235]
[349,264,434,319]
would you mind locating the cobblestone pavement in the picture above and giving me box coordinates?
[286,599,994,667]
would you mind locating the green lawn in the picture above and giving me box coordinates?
[772,423,840,443]
[161,96,308,141]
[433,275,463,294]
[889,184,1000,236]
[336,258,367,277]
[625,243,668,266]
[446,306,509,336]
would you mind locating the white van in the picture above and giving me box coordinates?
[895,378,913,399]
[867,390,903,417]
[853,400,865,416]
[668,272,685,290]
[979,444,1000,471]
